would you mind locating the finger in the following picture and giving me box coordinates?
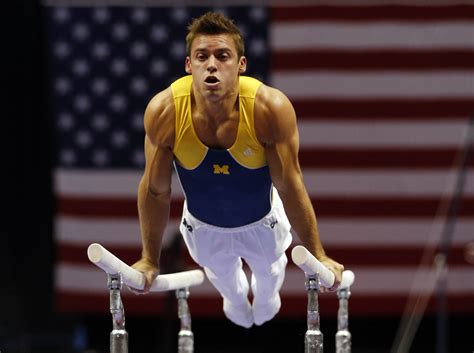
[329,278,341,291]
[127,285,147,295]
[328,267,342,291]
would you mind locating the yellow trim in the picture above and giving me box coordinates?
[228,76,266,169]
[171,75,266,169]
[171,76,208,170]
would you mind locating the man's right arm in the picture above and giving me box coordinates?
[132,88,175,293]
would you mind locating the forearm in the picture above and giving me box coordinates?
[278,178,326,258]
[137,178,171,266]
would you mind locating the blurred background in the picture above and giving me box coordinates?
[6,0,474,352]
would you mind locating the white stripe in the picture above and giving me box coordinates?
[56,216,473,247]
[315,219,474,247]
[55,169,185,198]
[55,169,141,198]
[271,71,474,98]
[55,168,474,198]
[56,217,181,248]
[298,120,471,147]
[305,169,474,197]
[283,266,474,295]
[271,22,474,50]
[56,264,474,295]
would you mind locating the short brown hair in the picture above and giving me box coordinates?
[186,12,245,58]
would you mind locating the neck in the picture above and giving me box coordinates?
[192,81,239,122]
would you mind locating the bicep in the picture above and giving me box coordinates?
[263,93,304,194]
[140,89,175,196]
[141,135,174,197]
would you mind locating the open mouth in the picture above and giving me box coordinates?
[205,76,220,84]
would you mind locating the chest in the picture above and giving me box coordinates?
[192,111,240,149]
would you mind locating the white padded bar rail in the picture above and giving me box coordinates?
[87,243,205,291]
[291,245,355,289]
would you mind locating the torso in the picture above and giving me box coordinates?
[170,75,272,227]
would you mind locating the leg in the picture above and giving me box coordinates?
[246,252,288,326]
[204,256,253,328]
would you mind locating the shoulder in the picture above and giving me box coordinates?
[254,84,297,145]
[144,87,175,148]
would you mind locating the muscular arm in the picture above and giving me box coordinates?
[255,85,344,287]
[133,88,175,292]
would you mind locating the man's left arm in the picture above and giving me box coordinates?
[255,85,344,289]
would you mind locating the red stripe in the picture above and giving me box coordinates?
[272,5,474,22]
[57,196,474,218]
[59,244,471,267]
[272,50,474,71]
[299,147,474,169]
[292,99,474,119]
[55,291,474,316]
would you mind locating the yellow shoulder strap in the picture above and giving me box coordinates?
[171,76,208,169]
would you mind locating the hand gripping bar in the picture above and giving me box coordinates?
[291,245,355,289]
[87,243,205,291]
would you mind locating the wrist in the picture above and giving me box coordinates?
[141,252,160,266]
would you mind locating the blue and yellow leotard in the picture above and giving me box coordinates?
[171,75,272,227]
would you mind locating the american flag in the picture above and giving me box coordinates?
[46,4,474,317]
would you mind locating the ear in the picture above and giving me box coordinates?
[185,57,192,74]
[238,56,247,74]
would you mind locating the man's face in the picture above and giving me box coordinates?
[185,34,246,100]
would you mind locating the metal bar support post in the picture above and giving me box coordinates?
[305,273,323,353]
[336,286,352,353]
[176,287,194,353]
[108,273,128,353]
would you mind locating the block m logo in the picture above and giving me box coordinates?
[213,164,230,175]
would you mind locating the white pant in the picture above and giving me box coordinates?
[179,189,292,324]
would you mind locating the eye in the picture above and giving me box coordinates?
[218,52,230,61]
[196,53,207,61]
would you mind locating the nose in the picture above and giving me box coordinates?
[207,55,217,72]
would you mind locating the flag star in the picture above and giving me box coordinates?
[236,23,248,37]
[212,7,228,17]
[249,7,266,22]
[172,8,189,23]
[72,59,90,77]
[132,8,149,24]
[55,77,72,94]
[60,149,76,165]
[92,78,109,96]
[93,7,110,24]
[130,41,149,60]
[171,41,186,59]
[109,94,127,112]
[111,58,128,76]
[132,150,145,167]
[91,114,109,131]
[53,8,70,24]
[111,130,129,148]
[132,113,143,130]
[150,58,168,77]
[150,25,168,43]
[75,130,93,148]
[92,149,110,166]
[249,38,266,57]
[92,42,110,60]
[54,42,71,59]
[58,112,75,130]
[72,23,90,41]
[131,77,148,95]
[112,22,130,41]
[74,94,91,112]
